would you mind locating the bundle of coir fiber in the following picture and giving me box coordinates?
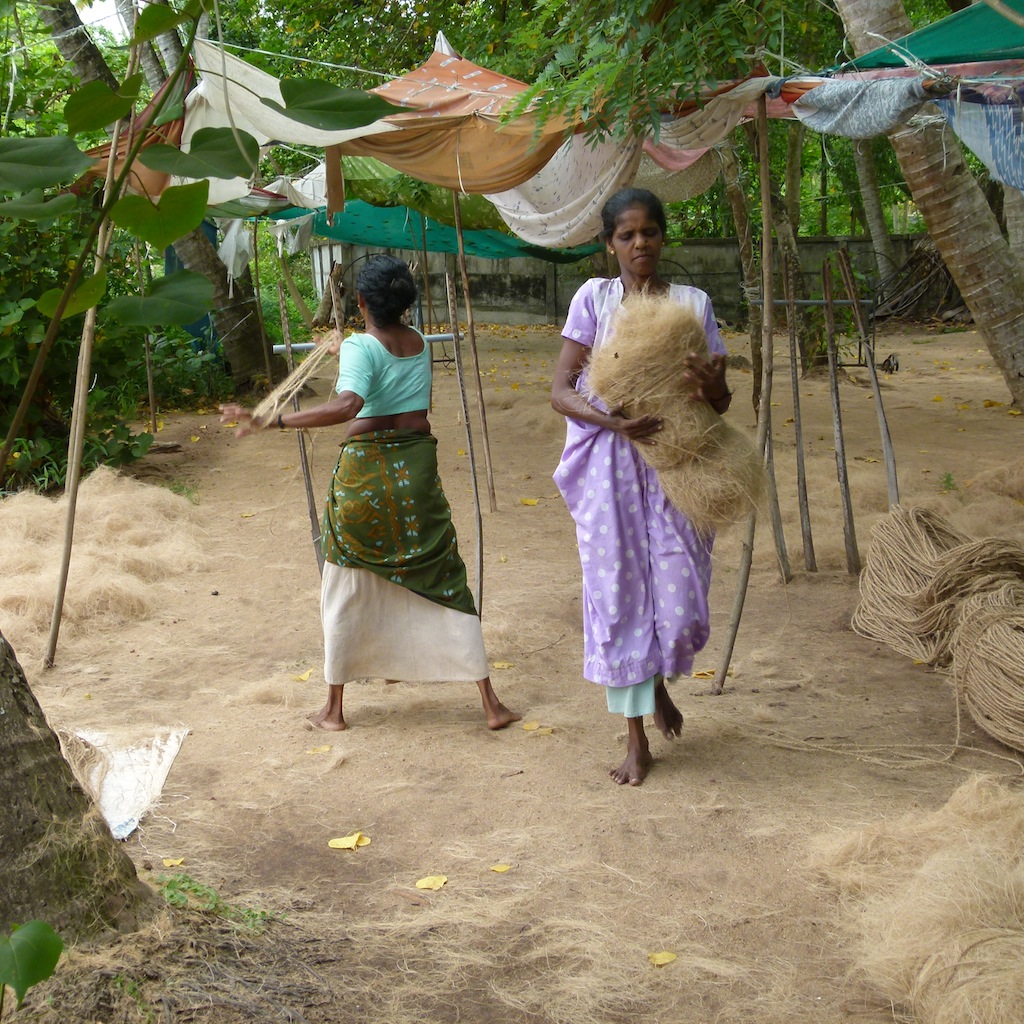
[586,290,765,535]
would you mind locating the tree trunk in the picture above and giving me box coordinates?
[721,142,764,414]
[853,137,899,283]
[0,632,157,941]
[172,230,272,386]
[115,0,167,91]
[836,0,1024,404]
[35,1,117,90]
[785,122,804,233]
[1004,187,1024,269]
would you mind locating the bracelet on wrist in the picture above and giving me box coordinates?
[277,413,286,429]
[708,389,732,402]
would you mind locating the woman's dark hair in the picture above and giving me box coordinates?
[356,254,417,325]
[599,188,667,240]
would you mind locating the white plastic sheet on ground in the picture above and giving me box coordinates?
[61,727,189,840]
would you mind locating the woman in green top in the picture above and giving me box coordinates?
[221,255,518,732]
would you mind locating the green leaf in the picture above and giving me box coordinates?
[0,190,79,222]
[0,921,63,1008]
[109,180,210,251]
[36,268,108,319]
[107,272,214,327]
[138,127,259,180]
[64,74,144,136]
[130,4,192,44]
[0,137,93,192]
[261,79,404,131]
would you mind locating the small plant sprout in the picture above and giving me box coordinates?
[939,472,958,493]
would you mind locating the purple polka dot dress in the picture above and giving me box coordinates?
[555,277,726,690]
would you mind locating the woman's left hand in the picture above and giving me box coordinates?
[219,403,262,438]
[681,352,729,406]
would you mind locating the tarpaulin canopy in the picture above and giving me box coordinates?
[843,0,1024,70]
[272,199,600,263]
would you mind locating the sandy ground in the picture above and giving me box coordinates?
[5,317,1024,1023]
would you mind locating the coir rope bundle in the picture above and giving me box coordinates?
[853,506,1024,752]
[585,291,765,536]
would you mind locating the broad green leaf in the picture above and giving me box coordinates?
[107,272,214,327]
[109,180,209,251]
[0,190,79,222]
[138,127,260,180]
[261,80,404,131]
[64,74,144,136]
[0,921,63,1008]
[0,138,93,192]
[36,268,108,319]
[130,4,191,44]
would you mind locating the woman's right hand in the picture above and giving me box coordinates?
[219,403,263,438]
[609,406,663,444]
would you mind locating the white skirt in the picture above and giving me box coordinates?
[320,562,489,684]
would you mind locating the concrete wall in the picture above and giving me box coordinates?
[316,235,949,328]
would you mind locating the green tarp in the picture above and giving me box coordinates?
[845,0,1024,70]
[272,200,600,264]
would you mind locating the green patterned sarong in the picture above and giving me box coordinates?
[321,429,477,616]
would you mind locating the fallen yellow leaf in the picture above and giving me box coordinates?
[519,498,539,506]
[931,396,944,403]
[457,449,467,456]
[162,857,185,867]
[984,400,1004,408]
[240,512,256,518]
[83,693,91,699]
[956,403,971,410]
[223,420,238,428]
[415,875,448,890]
[522,721,540,731]
[306,745,331,755]
[492,661,515,670]
[291,669,312,682]
[490,864,511,873]
[499,555,508,563]
[534,727,554,736]
[328,832,371,850]
[1010,409,1022,417]
[691,669,715,679]
[191,435,201,442]
[648,951,677,967]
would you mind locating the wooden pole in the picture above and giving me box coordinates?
[277,282,324,575]
[251,219,275,386]
[714,95,788,694]
[822,256,861,575]
[419,213,436,334]
[784,253,816,572]
[445,272,484,613]
[133,242,158,434]
[835,246,899,507]
[451,190,497,512]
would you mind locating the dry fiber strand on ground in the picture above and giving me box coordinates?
[0,466,205,644]
[853,504,1024,751]
[811,776,1024,1024]
[586,290,765,535]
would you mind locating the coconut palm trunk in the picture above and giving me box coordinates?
[835,0,1024,404]
[0,632,156,941]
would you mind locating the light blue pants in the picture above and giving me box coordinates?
[605,675,658,718]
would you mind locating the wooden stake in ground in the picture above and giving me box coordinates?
[836,246,899,506]
[715,96,788,694]
[822,256,861,575]
[451,190,497,513]
[784,252,816,572]
[445,273,484,613]
[277,282,324,576]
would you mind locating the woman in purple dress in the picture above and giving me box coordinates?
[550,188,732,786]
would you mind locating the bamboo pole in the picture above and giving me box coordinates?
[835,246,899,506]
[445,272,484,613]
[714,95,787,694]
[133,242,158,434]
[451,190,497,512]
[784,252,816,572]
[277,282,323,575]
[251,219,275,386]
[419,213,436,334]
[822,257,861,575]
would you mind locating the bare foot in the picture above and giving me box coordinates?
[307,706,347,731]
[610,745,652,786]
[653,679,683,740]
[476,677,521,730]
[308,685,346,731]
